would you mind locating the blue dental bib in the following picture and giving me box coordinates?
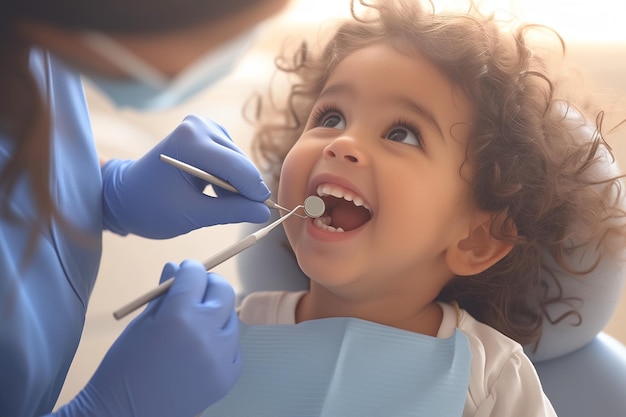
[201,317,471,417]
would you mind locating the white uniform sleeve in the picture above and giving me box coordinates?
[457,309,558,417]
[471,351,557,417]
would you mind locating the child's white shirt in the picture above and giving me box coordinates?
[238,290,557,417]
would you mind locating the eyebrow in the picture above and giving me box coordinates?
[392,96,444,139]
[318,82,444,139]
[318,83,353,101]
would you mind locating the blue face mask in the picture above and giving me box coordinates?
[81,29,256,110]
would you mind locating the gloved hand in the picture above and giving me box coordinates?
[53,260,241,417]
[102,114,271,238]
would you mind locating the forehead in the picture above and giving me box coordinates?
[322,42,476,129]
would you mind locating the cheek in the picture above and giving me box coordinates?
[380,169,472,234]
[277,149,310,250]
[277,146,310,206]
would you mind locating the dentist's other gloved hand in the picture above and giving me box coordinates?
[53,260,241,417]
[102,114,271,238]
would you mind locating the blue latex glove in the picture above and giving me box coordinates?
[52,260,241,417]
[102,115,271,238]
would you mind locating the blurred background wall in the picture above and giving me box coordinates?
[57,0,625,407]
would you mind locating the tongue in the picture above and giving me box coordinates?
[329,200,371,231]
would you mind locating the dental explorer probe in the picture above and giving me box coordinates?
[157,153,326,222]
[113,195,325,320]
[159,153,293,213]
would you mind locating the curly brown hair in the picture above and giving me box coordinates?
[249,0,626,346]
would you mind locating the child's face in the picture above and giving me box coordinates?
[278,43,478,300]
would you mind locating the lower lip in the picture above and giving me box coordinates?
[305,218,366,241]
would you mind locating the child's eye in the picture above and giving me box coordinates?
[310,105,346,130]
[320,112,346,129]
[385,121,422,147]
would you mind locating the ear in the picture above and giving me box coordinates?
[445,212,516,276]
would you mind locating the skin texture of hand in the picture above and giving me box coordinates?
[53,260,241,417]
[102,114,271,238]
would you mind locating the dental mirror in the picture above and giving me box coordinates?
[114,195,326,320]
[303,195,325,218]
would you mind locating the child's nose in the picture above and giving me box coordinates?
[323,136,368,165]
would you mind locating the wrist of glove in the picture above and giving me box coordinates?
[102,115,271,238]
[52,260,241,417]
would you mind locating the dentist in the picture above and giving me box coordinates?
[0,1,288,416]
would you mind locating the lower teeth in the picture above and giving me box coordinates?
[313,217,345,233]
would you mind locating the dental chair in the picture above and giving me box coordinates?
[236,208,626,417]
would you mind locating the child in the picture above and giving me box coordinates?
[204,0,626,416]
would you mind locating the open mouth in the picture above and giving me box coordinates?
[313,183,372,232]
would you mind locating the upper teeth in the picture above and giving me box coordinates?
[316,184,371,211]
